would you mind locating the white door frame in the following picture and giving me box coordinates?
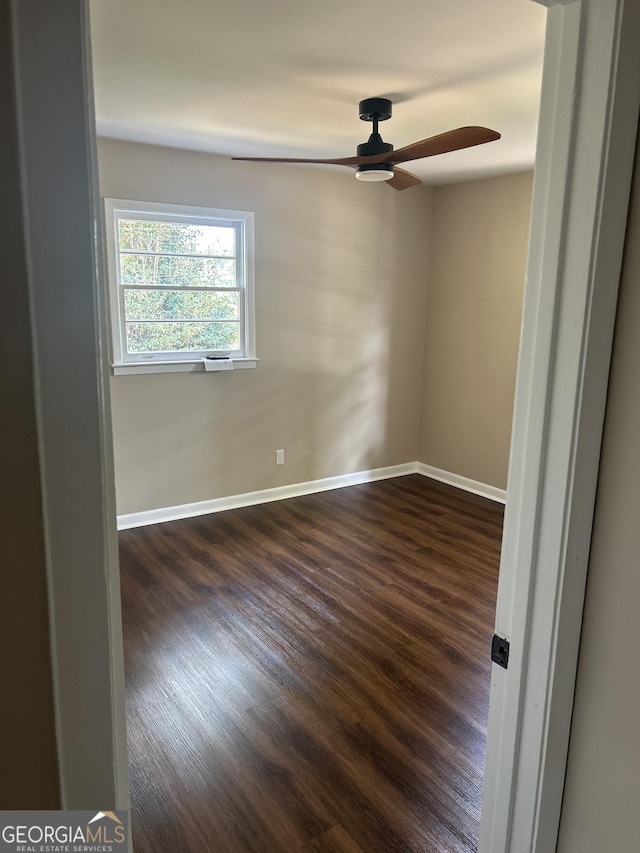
[481,1,640,851]
[12,0,640,848]
[10,0,129,811]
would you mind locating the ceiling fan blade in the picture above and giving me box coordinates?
[386,168,423,191]
[231,127,500,173]
[231,155,360,166]
[387,127,501,165]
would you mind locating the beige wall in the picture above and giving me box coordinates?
[101,141,534,514]
[556,140,640,852]
[419,172,533,489]
[98,139,432,515]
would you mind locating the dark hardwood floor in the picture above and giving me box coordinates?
[119,474,503,853]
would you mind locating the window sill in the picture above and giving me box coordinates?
[111,358,259,376]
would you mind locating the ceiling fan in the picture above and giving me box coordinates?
[232,98,501,190]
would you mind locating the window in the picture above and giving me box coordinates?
[104,199,256,374]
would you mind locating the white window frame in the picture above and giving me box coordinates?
[104,198,257,374]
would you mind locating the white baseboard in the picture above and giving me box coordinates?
[117,462,419,529]
[117,461,506,530]
[416,462,507,504]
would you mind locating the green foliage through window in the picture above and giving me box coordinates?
[120,255,236,288]
[117,217,242,355]
[126,322,239,353]
[118,219,235,256]
[123,290,238,321]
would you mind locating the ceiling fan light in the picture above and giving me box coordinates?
[355,164,394,182]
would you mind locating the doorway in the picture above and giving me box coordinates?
[10,2,640,852]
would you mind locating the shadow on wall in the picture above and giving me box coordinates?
[254,172,430,483]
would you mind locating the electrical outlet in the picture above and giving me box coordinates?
[275,449,285,465]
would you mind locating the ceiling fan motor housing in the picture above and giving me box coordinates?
[357,135,393,158]
[355,132,395,180]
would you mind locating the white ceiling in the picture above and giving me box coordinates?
[89,0,547,186]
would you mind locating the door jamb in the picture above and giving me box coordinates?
[480,1,640,850]
[11,0,129,811]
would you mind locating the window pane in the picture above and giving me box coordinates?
[118,219,236,256]
[126,322,240,353]
[124,290,239,321]
[120,254,235,288]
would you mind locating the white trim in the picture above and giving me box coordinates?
[481,1,640,851]
[117,463,506,530]
[111,356,258,375]
[117,463,419,529]
[417,464,506,504]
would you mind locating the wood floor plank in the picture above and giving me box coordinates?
[119,475,503,852]
[307,825,366,852]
